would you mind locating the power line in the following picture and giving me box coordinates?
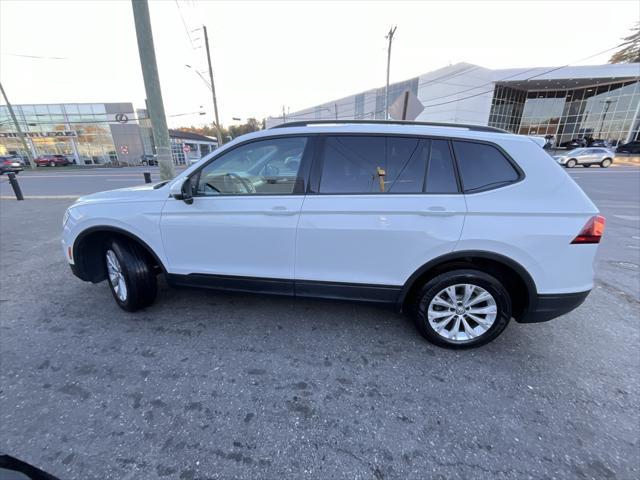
[0,110,207,126]
[174,0,196,50]
[417,64,481,88]
[1,52,68,60]
[421,44,624,107]
[278,45,626,122]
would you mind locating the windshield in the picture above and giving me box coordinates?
[567,148,586,155]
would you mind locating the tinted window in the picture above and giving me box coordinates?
[318,136,426,193]
[452,141,519,192]
[195,137,307,195]
[426,140,458,193]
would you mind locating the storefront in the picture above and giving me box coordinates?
[0,102,143,164]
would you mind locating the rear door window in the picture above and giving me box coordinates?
[452,141,519,192]
[318,136,427,193]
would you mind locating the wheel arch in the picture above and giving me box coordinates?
[399,250,537,321]
[73,226,166,283]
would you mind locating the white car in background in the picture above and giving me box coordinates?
[554,147,615,168]
[62,120,605,348]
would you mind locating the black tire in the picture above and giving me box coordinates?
[412,269,511,349]
[49,161,56,167]
[566,159,577,168]
[600,158,612,168]
[105,238,157,312]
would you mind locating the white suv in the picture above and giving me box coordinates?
[62,121,605,348]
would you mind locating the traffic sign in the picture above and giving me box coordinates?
[183,144,191,154]
[120,145,129,155]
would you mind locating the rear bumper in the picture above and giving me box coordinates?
[517,290,590,323]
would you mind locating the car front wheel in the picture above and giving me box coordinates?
[105,239,157,312]
[412,270,512,348]
[566,159,577,168]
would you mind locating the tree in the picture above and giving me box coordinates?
[609,22,640,63]
[228,118,262,139]
[174,124,229,139]
[174,118,264,143]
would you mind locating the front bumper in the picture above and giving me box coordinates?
[518,290,590,323]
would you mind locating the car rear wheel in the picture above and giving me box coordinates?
[566,159,577,168]
[105,238,157,312]
[49,161,56,167]
[600,158,612,168]
[412,269,511,348]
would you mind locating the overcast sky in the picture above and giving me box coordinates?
[1,0,638,127]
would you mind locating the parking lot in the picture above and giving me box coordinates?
[1,166,638,479]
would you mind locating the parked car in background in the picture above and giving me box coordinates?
[587,138,610,148]
[560,138,586,150]
[140,154,158,166]
[616,140,640,154]
[63,120,605,349]
[34,154,71,167]
[0,155,24,174]
[554,148,614,168]
[5,153,28,165]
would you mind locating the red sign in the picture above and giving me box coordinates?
[120,145,129,155]
[183,144,191,154]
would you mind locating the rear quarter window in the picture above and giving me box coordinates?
[452,141,520,192]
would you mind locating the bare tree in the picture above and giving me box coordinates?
[609,22,640,63]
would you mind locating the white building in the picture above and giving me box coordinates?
[266,62,640,147]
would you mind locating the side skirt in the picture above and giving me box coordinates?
[165,273,401,305]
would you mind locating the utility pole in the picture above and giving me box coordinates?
[131,0,175,180]
[0,81,35,169]
[384,25,397,120]
[334,102,338,120]
[282,105,286,124]
[203,25,223,146]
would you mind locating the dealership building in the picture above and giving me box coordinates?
[0,102,218,165]
[267,62,640,147]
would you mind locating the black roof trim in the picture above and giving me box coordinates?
[270,120,509,134]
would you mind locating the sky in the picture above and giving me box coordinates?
[1,0,638,128]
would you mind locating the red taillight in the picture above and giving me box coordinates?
[571,215,606,244]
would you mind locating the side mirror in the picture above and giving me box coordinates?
[170,177,194,204]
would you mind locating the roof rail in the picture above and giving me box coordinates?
[270,119,509,134]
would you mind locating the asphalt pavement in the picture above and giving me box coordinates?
[0,165,638,479]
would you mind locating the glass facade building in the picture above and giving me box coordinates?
[0,102,141,164]
[489,80,640,146]
[266,62,640,145]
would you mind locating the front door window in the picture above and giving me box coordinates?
[193,137,307,195]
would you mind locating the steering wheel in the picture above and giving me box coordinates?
[224,172,256,193]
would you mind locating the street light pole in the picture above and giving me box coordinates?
[0,81,35,169]
[384,26,397,120]
[131,0,175,180]
[202,25,223,146]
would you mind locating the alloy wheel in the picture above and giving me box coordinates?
[106,249,128,302]
[427,283,497,343]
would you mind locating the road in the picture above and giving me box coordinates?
[0,166,638,479]
[0,166,178,197]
